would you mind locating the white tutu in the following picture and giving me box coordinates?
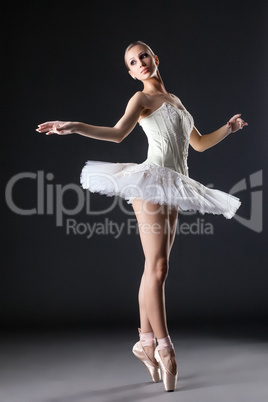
[80,161,241,219]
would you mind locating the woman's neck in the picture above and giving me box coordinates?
[142,73,168,96]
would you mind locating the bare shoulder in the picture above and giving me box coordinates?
[169,93,185,109]
[129,91,147,107]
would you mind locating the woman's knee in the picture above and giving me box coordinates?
[145,257,169,283]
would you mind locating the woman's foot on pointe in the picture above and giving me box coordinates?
[132,329,161,383]
[132,341,161,383]
[158,348,177,376]
[155,347,178,392]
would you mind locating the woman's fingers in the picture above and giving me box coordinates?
[36,127,47,133]
[230,114,241,122]
[227,114,248,133]
[36,121,62,133]
[36,126,53,133]
[237,118,248,128]
[36,121,72,135]
[38,121,56,128]
[36,122,53,131]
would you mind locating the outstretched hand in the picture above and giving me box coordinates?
[227,114,248,133]
[36,121,76,135]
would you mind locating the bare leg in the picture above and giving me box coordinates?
[136,203,178,365]
[133,199,178,378]
[132,200,178,386]
[135,200,178,337]
[138,272,153,333]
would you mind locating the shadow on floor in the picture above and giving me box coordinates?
[42,382,161,402]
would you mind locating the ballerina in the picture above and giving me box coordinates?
[36,40,248,392]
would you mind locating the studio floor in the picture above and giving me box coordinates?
[0,327,268,402]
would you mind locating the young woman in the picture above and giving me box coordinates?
[36,41,247,392]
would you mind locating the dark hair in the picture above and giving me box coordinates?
[124,41,155,69]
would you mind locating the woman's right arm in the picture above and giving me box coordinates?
[36,92,145,143]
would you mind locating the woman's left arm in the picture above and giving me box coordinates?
[190,114,248,152]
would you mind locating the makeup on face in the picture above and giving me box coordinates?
[129,52,150,66]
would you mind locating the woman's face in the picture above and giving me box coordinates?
[126,44,159,81]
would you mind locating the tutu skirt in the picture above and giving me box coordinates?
[80,161,241,219]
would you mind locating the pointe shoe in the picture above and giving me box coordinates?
[132,341,161,383]
[155,348,178,392]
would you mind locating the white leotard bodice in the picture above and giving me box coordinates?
[139,102,194,176]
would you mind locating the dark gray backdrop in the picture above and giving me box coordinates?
[2,0,267,330]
